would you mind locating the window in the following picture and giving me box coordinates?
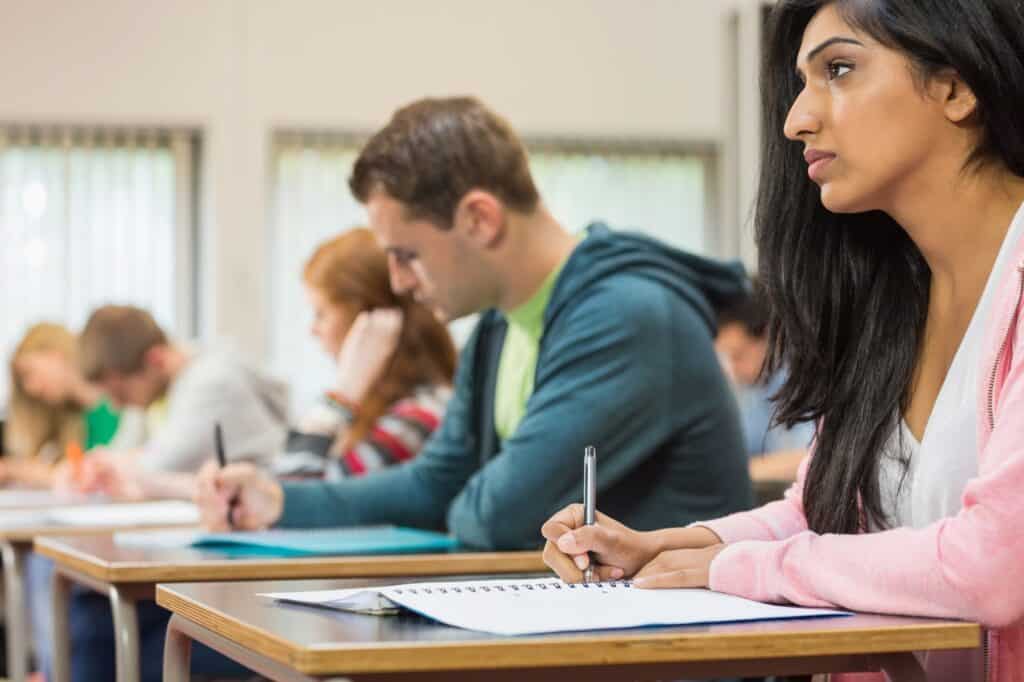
[527,139,715,254]
[0,126,197,406]
[268,132,716,414]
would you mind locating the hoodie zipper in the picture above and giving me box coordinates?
[986,264,1024,430]
[982,265,1023,682]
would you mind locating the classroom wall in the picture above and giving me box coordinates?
[0,0,757,362]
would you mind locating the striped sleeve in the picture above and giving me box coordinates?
[333,384,451,478]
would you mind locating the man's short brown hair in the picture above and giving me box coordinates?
[79,305,168,381]
[349,97,540,227]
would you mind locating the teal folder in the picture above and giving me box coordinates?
[190,526,458,558]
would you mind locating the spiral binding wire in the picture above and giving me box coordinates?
[392,581,634,596]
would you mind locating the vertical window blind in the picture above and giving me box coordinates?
[269,132,716,415]
[0,126,196,407]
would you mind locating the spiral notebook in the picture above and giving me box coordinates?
[264,577,848,636]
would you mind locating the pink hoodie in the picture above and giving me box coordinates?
[703,248,1024,682]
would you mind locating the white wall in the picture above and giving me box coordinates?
[0,0,754,361]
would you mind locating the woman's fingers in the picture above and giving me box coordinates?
[631,545,725,589]
[555,523,619,558]
[633,569,704,589]
[540,503,584,543]
[543,540,582,582]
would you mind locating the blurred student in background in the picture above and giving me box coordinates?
[272,227,456,481]
[6,321,147,682]
[68,304,289,499]
[714,281,813,482]
[54,305,289,682]
[4,322,127,487]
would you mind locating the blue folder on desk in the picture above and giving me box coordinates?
[190,526,458,557]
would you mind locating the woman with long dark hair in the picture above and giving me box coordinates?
[541,1,1024,679]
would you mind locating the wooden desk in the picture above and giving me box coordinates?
[158,578,980,682]
[157,573,974,679]
[35,533,545,682]
[0,503,194,682]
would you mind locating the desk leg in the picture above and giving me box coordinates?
[164,613,326,682]
[1,540,29,682]
[876,652,928,682]
[108,584,140,682]
[162,615,192,682]
[50,568,73,682]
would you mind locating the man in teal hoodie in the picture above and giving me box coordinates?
[196,96,752,549]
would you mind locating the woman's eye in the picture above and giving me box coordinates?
[827,61,853,80]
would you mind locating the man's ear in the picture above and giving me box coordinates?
[935,69,978,124]
[143,345,166,371]
[454,190,506,249]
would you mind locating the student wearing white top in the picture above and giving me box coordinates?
[542,2,1024,680]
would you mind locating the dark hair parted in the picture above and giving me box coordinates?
[758,0,1024,534]
[349,97,540,228]
[717,277,770,339]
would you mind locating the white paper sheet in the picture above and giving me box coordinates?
[0,501,200,530]
[47,501,199,526]
[0,490,96,509]
[0,509,50,528]
[113,529,203,548]
[264,576,847,636]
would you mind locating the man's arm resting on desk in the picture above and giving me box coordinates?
[275,324,487,530]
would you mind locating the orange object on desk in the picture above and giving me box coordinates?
[65,441,85,480]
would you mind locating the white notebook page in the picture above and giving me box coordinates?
[47,501,199,526]
[265,576,846,636]
[0,501,200,529]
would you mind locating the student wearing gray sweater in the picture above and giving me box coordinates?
[65,305,288,499]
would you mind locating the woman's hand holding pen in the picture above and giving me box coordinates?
[542,504,725,587]
[194,460,283,532]
[542,505,658,582]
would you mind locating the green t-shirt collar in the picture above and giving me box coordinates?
[504,258,567,339]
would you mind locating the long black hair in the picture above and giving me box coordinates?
[758,0,1024,534]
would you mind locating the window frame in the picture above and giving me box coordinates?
[0,122,201,339]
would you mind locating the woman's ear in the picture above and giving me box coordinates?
[143,345,166,371]
[938,70,978,124]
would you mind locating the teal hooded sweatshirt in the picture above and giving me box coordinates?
[278,224,753,549]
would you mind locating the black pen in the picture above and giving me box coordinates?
[214,422,238,529]
[583,445,597,583]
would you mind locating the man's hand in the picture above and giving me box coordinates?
[194,460,283,531]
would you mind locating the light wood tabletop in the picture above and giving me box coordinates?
[158,577,980,681]
[36,533,547,682]
[34,533,547,582]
